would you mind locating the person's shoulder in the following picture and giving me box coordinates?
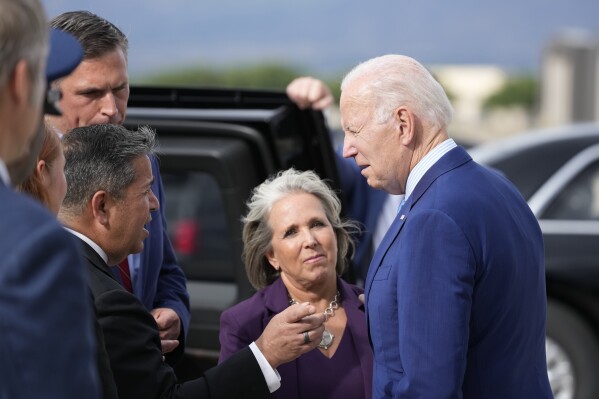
[0,189,73,248]
[221,285,278,324]
[224,289,268,314]
[0,188,53,223]
[338,278,364,301]
[87,264,124,297]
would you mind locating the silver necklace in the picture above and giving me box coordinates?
[289,290,340,350]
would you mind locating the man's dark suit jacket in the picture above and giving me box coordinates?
[76,237,270,399]
[0,180,100,398]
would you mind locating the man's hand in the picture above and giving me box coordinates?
[151,307,181,354]
[286,77,334,110]
[255,302,326,369]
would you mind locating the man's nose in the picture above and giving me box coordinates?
[100,92,118,117]
[342,136,357,158]
[149,189,160,212]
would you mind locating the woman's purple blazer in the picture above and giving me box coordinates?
[219,277,373,399]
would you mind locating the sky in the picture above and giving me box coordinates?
[43,0,599,79]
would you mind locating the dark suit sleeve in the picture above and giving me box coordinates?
[149,156,190,359]
[396,210,475,397]
[0,217,100,398]
[95,289,269,399]
[218,307,257,363]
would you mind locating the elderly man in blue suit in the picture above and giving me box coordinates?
[0,1,100,397]
[340,54,553,398]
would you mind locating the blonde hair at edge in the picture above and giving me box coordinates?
[242,168,359,290]
[341,54,453,131]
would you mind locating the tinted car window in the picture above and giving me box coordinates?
[543,160,599,220]
[162,171,233,281]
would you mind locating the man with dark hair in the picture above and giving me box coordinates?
[0,1,100,397]
[47,11,189,361]
[59,123,326,399]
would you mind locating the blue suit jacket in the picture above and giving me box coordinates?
[219,277,373,399]
[365,147,553,398]
[124,156,190,358]
[0,180,100,398]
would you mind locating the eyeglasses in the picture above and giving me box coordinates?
[44,87,63,115]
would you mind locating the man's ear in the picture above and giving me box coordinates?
[90,191,111,226]
[9,60,32,106]
[395,106,415,145]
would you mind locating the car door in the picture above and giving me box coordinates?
[529,142,599,283]
[527,143,599,399]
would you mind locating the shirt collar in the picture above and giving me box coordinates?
[0,158,12,187]
[64,227,109,265]
[405,138,457,200]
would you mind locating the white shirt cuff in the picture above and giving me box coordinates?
[249,341,281,393]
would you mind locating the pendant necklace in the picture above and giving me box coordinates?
[289,290,340,350]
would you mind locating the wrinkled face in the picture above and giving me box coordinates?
[42,145,67,215]
[46,48,129,133]
[340,82,406,194]
[266,192,337,291]
[109,155,159,261]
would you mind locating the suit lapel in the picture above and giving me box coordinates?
[364,147,472,301]
[364,195,411,296]
[76,237,119,282]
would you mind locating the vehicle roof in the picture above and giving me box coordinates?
[468,123,599,164]
[467,123,599,200]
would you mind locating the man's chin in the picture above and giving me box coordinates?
[364,174,381,189]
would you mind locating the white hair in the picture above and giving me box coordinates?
[341,54,453,130]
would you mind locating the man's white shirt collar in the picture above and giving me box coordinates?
[0,158,12,187]
[65,227,109,265]
[405,138,457,200]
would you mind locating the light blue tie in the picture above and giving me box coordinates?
[397,198,407,214]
